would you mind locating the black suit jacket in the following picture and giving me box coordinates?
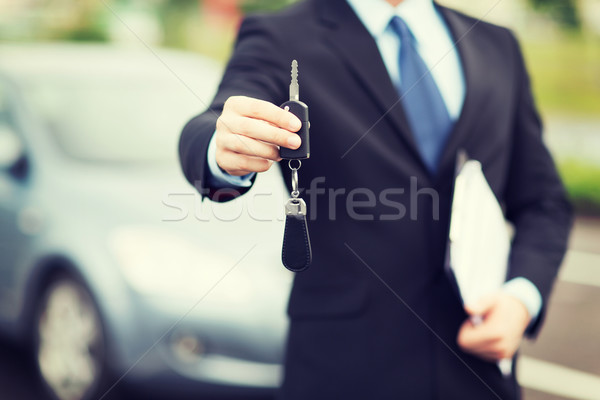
[179,0,572,398]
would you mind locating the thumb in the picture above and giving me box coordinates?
[465,294,499,317]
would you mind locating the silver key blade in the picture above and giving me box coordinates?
[290,59,299,101]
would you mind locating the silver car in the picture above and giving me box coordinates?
[0,43,291,400]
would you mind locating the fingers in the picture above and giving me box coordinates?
[225,96,301,132]
[465,294,499,317]
[216,149,273,176]
[457,321,510,360]
[217,132,282,161]
[457,294,530,361]
[457,320,499,350]
[219,114,301,150]
[215,95,303,175]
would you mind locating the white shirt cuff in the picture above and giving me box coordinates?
[502,277,543,321]
[206,132,255,188]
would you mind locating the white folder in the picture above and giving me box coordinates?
[447,154,512,376]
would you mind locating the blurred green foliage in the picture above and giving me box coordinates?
[524,33,600,214]
[58,16,109,42]
[3,0,111,42]
[240,0,298,13]
[158,0,199,49]
[558,161,600,215]
[523,37,600,116]
[61,29,108,42]
[527,0,580,30]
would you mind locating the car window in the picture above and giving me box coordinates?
[0,81,22,133]
[0,82,8,125]
[0,81,19,133]
[18,71,217,164]
[0,80,27,174]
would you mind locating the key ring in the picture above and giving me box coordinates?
[288,159,302,170]
[288,160,301,198]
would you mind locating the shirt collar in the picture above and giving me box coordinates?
[346,0,440,46]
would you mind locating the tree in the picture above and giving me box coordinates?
[527,0,580,30]
[239,0,298,13]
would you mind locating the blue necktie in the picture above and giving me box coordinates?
[391,16,453,173]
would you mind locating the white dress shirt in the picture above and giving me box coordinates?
[205,0,542,321]
[346,0,465,119]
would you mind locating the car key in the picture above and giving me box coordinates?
[280,60,312,272]
[280,60,310,160]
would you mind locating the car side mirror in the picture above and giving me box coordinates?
[0,123,24,170]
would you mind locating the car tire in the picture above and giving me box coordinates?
[33,273,109,400]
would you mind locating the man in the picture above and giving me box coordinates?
[179,0,572,398]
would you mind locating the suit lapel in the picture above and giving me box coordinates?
[316,1,483,179]
[435,6,483,180]
[317,0,425,167]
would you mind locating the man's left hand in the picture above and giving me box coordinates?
[457,293,531,362]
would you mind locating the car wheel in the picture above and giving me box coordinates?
[33,274,107,400]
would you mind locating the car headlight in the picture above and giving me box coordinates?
[108,225,250,299]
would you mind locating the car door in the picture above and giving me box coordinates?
[0,79,33,322]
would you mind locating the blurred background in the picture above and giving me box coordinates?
[0,0,598,400]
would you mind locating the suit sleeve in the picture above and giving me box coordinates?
[178,15,289,202]
[503,32,573,336]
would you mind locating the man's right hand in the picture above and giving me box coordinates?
[215,96,302,176]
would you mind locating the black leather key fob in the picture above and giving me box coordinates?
[282,198,312,272]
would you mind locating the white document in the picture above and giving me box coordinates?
[448,159,512,376]
[449,159,510,306]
